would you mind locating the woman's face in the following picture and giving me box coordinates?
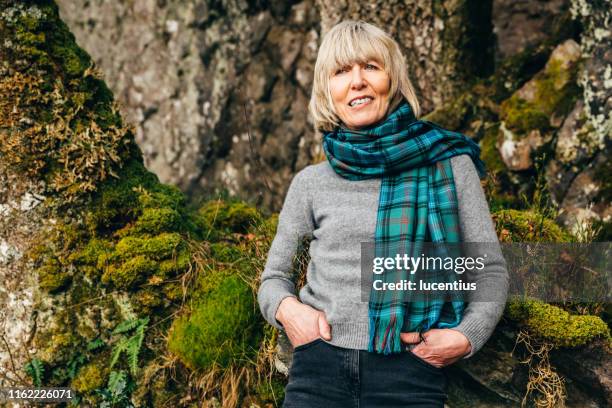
[329,60,391,130]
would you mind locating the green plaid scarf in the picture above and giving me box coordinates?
[322,99,486,354]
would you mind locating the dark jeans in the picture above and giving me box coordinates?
[283,338,448,408]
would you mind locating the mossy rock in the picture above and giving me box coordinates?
[167,272,263,371]
[499,57,580,136]
[162,282,185,302]
[479,123,506,174]
[132,288,164,314]
[499,95,550,135]
[69,238,113,265]
[131,207,182,234]
[37,257,71,293]
[421,91,477,131]
[137,184,185,209]
[493,209,571,242]
[101,255,157,289]
[115,232,183,261]
[157,248,192,277]
[197,199,262,236]
[71,362,108,394]
[1,2,133,203]
[506,298,611,347]
[84,161,160,234]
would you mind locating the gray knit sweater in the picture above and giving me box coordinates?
[257,154,509,359]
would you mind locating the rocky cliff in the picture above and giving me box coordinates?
[1,1,610,407]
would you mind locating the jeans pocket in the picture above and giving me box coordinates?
[406,349,443,372]
[293,337,323,352]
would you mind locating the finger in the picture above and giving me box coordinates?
[400,332,421,344]
[318,313,332,340]
[411,343,426,354]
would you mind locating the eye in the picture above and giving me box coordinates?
[365,63,379,70]
[334,66,349,75]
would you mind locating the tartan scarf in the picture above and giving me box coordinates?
[322,99,486,355]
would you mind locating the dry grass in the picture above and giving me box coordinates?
[512,329,566,408]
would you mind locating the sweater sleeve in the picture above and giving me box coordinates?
[257,169,315,330]
[448,154,510,359]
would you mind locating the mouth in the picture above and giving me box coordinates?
[348,96,374,109]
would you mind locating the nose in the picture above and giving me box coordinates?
[350,65,365,89]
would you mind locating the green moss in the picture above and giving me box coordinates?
[132,208,182,234]
[115,233,183,261]
[101,255,157,289]
[499,95,550,134]
[71,362,107,393]
[157,248,191,277]
[499,57,581,136]
[85,161,159,234]
[535,58,581,119]
[162,282,184,302]
[198,200,262,236]
[133,288,164,314]
[49,40,90,77]
[138,184,185,209]
[69,238,113,265]
[167,272,263,370]
[479,123,505,174]
[258,213,279,238]
[37,257,71,293]
[1,3,208,404]
[493,209,571,242]
[506,298,611,347]
[255,377,286,404]
[209,242,245,263]
[0,2,135,204]
[38,330,78,363]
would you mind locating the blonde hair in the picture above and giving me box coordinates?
[309,20,421,132]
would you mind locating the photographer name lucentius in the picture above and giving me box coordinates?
[372,279,477,291]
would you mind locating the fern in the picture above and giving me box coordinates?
[110,338,129,369]
[24,358,45,386]
[66,354,86,379]
[86,338,105,352]
[112,318,143,335]
[97,370,135,408]
[108,370,128,395]
[110,317,149,376]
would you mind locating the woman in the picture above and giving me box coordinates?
[257,20,509,407]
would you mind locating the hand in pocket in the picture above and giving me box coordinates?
[400,328,471,368]
[276,297,332,348]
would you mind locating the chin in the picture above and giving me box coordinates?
[349,116,380,129]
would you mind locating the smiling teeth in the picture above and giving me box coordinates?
[350,97,372,106]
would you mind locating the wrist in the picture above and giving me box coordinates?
[276,296,299,323]
[458,332,472,356]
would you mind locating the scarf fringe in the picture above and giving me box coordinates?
[368,313,404,355]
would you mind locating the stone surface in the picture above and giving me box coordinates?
[56,0,495,212]
[0,172,47,386]
[557,151,611,234]
[492,0,569,61]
